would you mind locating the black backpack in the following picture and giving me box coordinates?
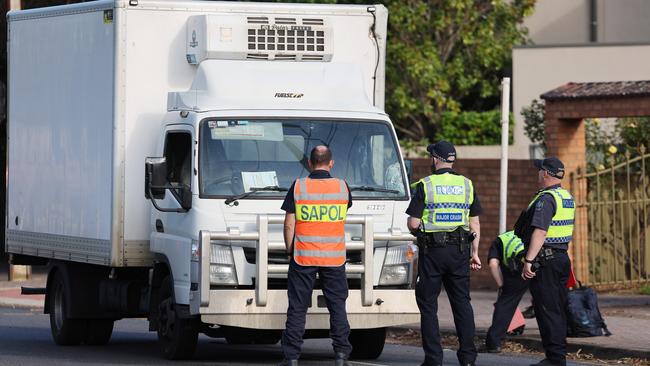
[566,284,612,337]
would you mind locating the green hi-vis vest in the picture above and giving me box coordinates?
[418,173,474,232]
[499,231,524,270]
[528,187,576,245]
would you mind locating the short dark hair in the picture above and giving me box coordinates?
[310,145,332,166]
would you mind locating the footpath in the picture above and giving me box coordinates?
[1,263,649,361]
[0,263,46,309]
[398,289,650,361]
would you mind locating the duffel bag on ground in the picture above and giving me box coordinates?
[566,284,612,337]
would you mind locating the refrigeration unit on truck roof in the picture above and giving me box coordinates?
[184,14,333,64]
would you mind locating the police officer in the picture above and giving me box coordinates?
[515,157,575,366]
[279,145,353,366]
[407,141,482,366]
[485,231,529,353]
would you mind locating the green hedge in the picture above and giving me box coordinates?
[436,110,514,145]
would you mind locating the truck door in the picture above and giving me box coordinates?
[150,125,195,305]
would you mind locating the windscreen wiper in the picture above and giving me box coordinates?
[224,186,289,206]
[349,185,401,194]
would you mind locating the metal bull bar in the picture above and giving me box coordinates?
[199,215,415,308]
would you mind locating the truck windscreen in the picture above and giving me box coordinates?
[199,119,407,199]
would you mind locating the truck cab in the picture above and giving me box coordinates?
[145,58,419,359]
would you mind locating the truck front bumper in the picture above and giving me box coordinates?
[191,288,419,329]
[194,215,419,329]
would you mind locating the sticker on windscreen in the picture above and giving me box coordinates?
[209,121,283,141]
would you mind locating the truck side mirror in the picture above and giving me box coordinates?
[404,159,413,183]
[145,157,191,213]
[145,157,167,199]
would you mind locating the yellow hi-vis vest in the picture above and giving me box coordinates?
[498,231,524,270]
[528,187,575,245]
[419,173,474,232]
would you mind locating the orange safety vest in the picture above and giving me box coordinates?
[293,177,349,267]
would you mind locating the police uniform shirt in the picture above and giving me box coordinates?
[529,184,567,250]
[487,238,504,264]
[405,168,483,218]
[281,170,353,213]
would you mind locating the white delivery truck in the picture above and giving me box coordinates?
[6,0,419,360]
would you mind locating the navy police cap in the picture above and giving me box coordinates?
[427,140,457,163]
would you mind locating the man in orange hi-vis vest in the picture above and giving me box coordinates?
[278,145,353,366]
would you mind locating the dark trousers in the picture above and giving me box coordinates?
[486,269,529,348]
[416,243,477,365]
[281,258,352,360]
[530,251,570,366]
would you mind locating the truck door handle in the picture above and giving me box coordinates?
[156,219,164,233]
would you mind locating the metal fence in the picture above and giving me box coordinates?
[572,146,650,286]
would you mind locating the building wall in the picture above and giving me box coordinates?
[464,1,650,161]
[411,158,539,289]
[525,0,591,45]
[512,44,650,160]
[525,0,650,45]
[596,0,650,43]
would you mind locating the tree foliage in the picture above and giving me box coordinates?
[437,110,513,145]
[521,98,545,144]
[617,117,650,149]
[385,0,534,140]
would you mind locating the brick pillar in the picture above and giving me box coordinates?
[545,113,588,282]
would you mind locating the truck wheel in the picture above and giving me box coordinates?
[349,327,386,359]
[84,319,114,345]
[157,275,198,359]
[49,271,85,346]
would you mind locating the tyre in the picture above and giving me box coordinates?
[157,275,198,360]
[48,271,85,346]
[349,327,386,359]
[84,319,114,345]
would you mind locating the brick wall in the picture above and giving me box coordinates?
[411,158,539,289]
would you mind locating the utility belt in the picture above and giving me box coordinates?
[533,246,567,267]
[415,229,475,255]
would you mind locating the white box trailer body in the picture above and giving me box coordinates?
[6,0,419,358]
[7,0,388,267]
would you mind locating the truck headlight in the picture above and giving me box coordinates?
[379,244,417,286]
[210,244,238,285]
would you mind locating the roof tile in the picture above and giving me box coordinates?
[541,81,650,101]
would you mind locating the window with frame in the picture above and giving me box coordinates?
[163,132,192,201]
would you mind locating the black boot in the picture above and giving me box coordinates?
[334,352,350,366]
[522,305,536,319]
